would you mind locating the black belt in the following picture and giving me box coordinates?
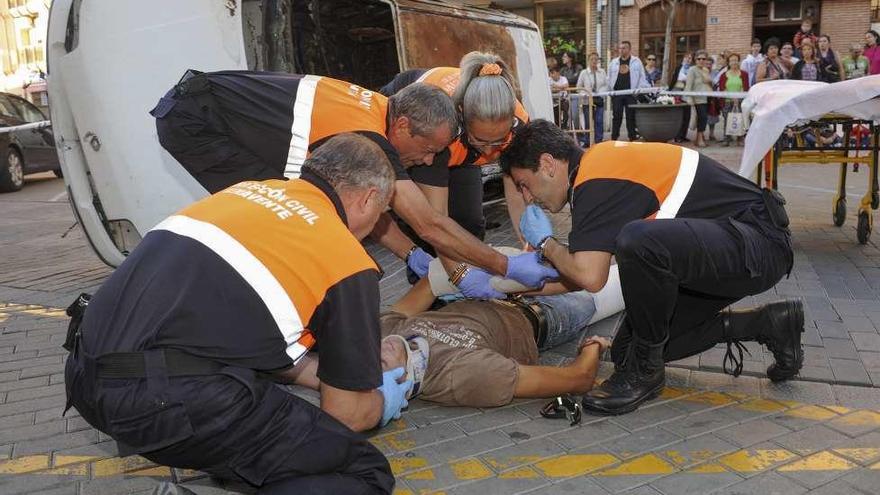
[96,349,225,379]
[497,297,549,348]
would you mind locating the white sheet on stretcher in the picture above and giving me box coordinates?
[738,76,880,179]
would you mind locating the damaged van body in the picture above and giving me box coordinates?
[47,0,551,266]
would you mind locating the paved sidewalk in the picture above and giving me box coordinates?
[0,148,878,493]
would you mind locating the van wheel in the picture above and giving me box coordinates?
[0,148,24,193]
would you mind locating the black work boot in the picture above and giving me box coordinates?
[721,299,804,382]
[582,336,666,416]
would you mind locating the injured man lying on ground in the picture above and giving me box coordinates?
[289,257,625,408]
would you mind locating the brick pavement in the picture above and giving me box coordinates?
[0,148,878,493]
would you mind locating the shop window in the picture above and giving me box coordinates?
[771,0,802,21]
[639,0,705,71]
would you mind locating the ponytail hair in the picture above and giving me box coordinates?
[453,51,518,124]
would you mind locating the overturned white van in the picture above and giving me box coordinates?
[47,0,552,266]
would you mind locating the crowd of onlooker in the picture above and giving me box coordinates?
[546,19,880,148]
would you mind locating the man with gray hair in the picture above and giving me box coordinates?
[64,134,405,494]
[152,70,558,299]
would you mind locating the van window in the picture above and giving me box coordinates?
[0,95,22,121]
[9,96,45,123]
[255,0,401,90]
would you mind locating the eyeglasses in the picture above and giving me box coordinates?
[696,57,707,61]
[465,119,518,148]
[468,132,513,148]
[647,57,656,61]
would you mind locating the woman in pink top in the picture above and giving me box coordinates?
[865,30,880,75]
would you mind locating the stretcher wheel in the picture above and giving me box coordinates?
[833,198,847,227]
[872,192,879,210]
[857,210,872,245]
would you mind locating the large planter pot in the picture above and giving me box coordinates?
[631,103,688,142]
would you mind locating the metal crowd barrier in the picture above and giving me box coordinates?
[0,120,51,134]
[551,87,749,146]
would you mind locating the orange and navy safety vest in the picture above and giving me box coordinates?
[567,141,765,254]
[573,141,701,220]
[284,75,391,177]
[153,177,379,364]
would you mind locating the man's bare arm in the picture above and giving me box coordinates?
[392,180,508,275]
[390,278,436,317]
[370,213,417,260]
[542,239,612,293]
[503,175,527,246]
[272,355,320,390]
[320,382,383,432]
[514,339,604,398]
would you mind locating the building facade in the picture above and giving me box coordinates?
[0,0,49,108]
[480,0,877,70]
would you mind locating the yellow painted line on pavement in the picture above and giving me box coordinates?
[785,405,839,421]
[830,410,880,429]
[54,455,104,467]
[498,465,541,479]
[825,406,853,415]
[777,451,859,472]
[449,459,492,480]
[736,398,789,413]
[533,454,618,477]
[594,454,676,477]
[0,455,49,474]
[686,462,727,474]
[0,303,67,319]
[389,457,430,476]
[833,448,880,465]
[679,391,737,407]
[719,449,798,473]
[0,447,875,482]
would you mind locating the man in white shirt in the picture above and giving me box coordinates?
[741,38,765,86]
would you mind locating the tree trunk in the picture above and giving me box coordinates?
[661,0,678,88]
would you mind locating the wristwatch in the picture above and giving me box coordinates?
[536,236,556,262]
[404,245,418,264]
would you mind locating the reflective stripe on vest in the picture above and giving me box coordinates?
[655,147,699,219]
[153,214,310,363]
[152,178,378,364]
[284,76,390,178]
[286,75,322,178]
[576,141,699,219]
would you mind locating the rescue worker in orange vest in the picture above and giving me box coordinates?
[63,135,408,494]
[379,52,531,246]
[151,70,556,299]
[500,120,804,416]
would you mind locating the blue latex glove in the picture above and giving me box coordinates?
[378,367,413,427]
[406,247,432,279]
[505,252,559,288]
[519,204,554,248]
[457,267,505,299]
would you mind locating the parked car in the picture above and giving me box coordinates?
[47,0,552,266]
[0,91,59,192]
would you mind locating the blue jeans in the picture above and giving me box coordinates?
[582,104,604,144]
[529,291,597,351]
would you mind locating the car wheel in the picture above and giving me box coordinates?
[0,148,25,193]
